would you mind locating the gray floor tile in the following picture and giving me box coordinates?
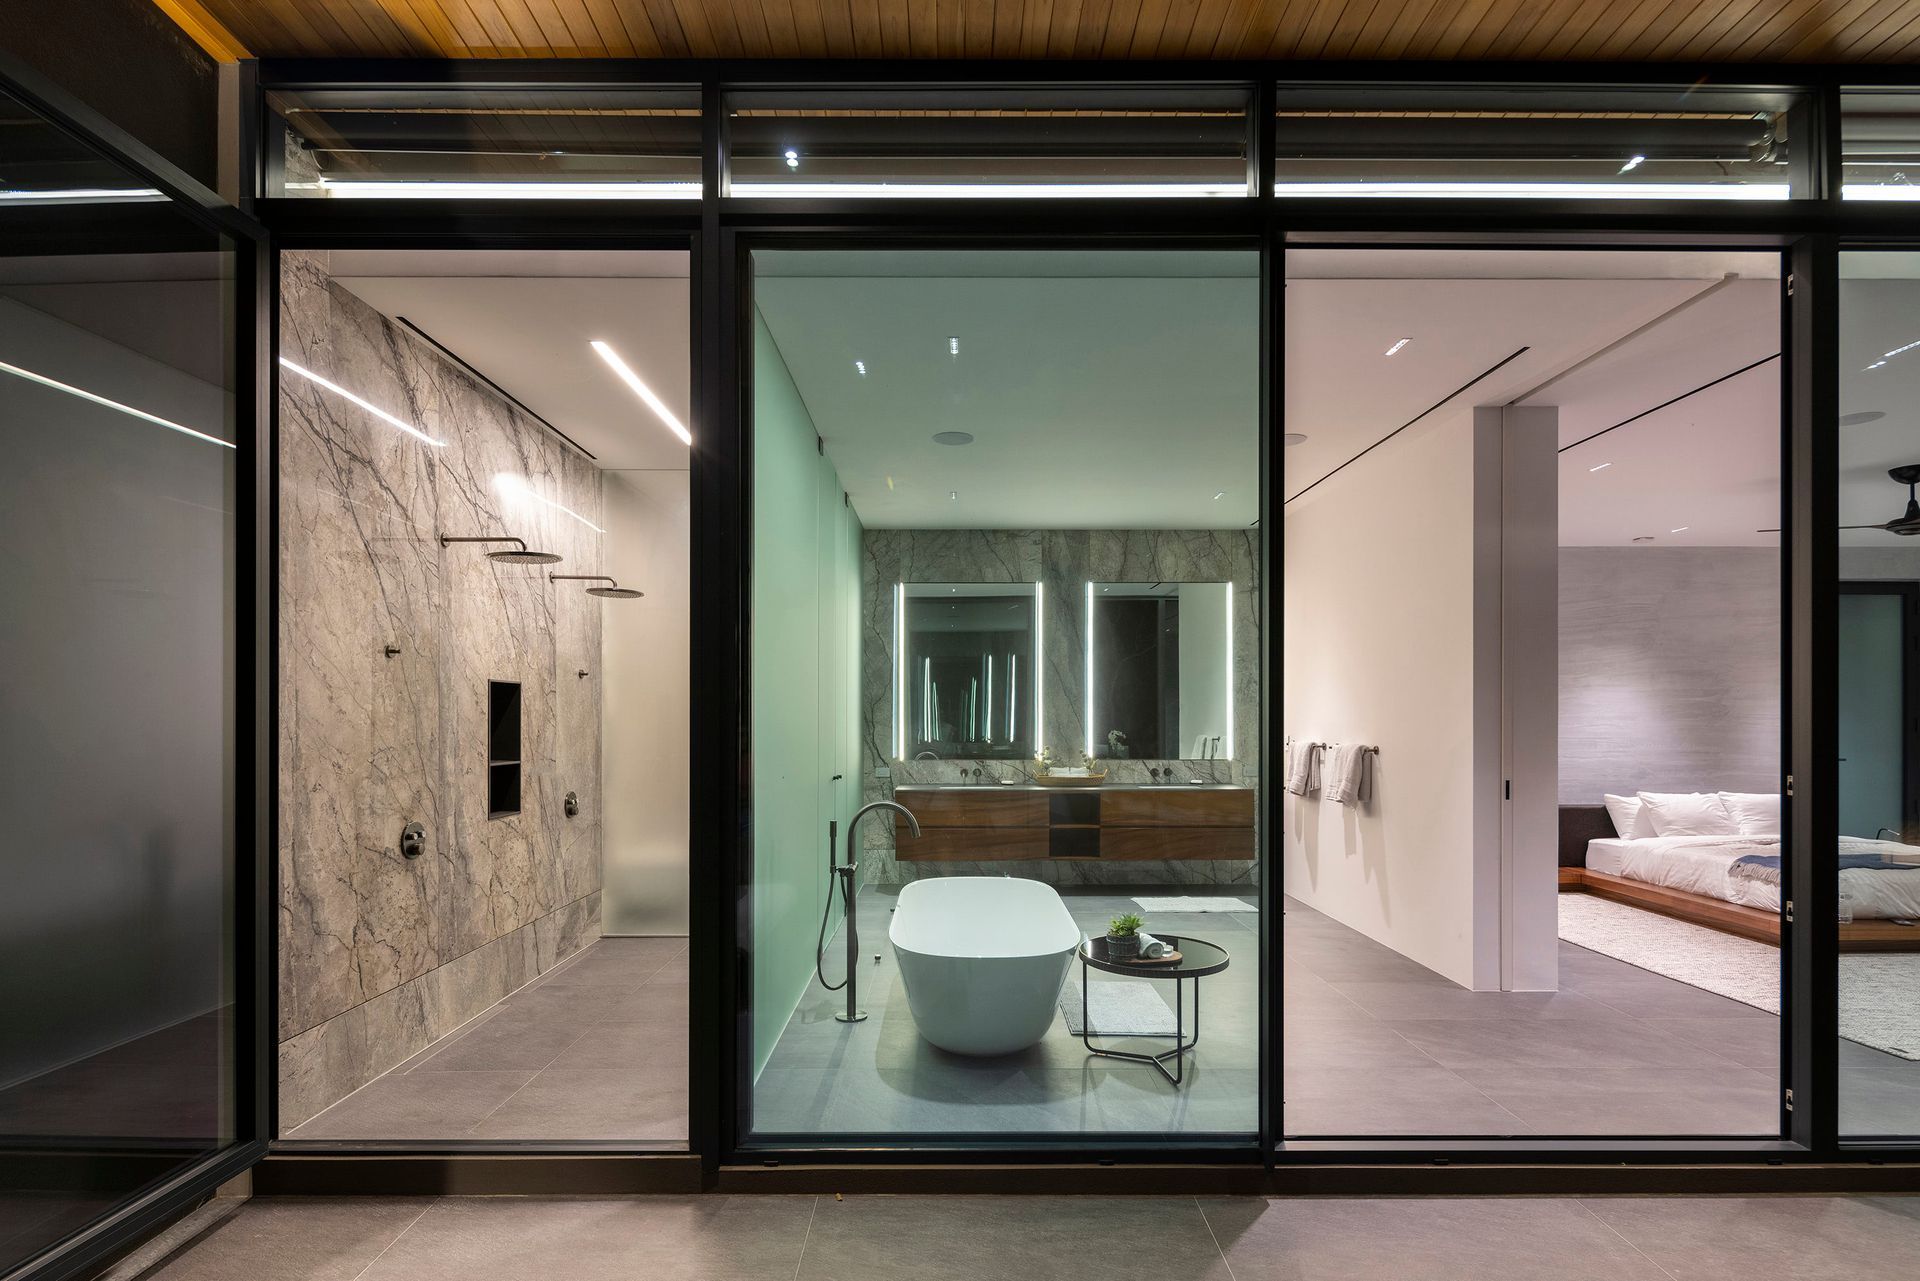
[546,1021,684,1071]
[1329,979,1622,1021]
[1641,1016,1780,1071]
[1386,1015,1734,1074]
[595,982,691,1028]
[1583,1195,1920,1280]
[1281,1065,1533,1136]
[795,1196,1233,1281]
[1201,1197,1670,1280]
[286,1072,535,1140]
[1460,1066,1780,1136]
[357,1196,813,1281]
[468,1068,689,1141]
[145,1198,433,1281]
[407,1012,589,1073]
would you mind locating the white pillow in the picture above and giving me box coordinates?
[1603,793,1659,840]
[1719,792,1782,836]
[1637,791,1738,837]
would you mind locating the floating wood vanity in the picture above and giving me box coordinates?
[892,785,1255,861]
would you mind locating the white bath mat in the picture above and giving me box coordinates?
[1059,976,1177,1037]
[1131,896,1256,913]
[1558,892,1920,1061]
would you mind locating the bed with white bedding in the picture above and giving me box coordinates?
[1563,790,1920,950]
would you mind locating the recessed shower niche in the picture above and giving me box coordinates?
[487,679,521,818]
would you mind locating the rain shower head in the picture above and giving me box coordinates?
[550,574,644,600]
[440,535,562,565]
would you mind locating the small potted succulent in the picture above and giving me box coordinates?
[1107,912,1145,961]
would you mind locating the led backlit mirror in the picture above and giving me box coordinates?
[1085,581,1231,761]
[895,582,1040,761]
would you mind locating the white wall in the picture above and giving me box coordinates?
[1284,411,1490,988]
[1282,406,1556,992]
[601,469,691,936]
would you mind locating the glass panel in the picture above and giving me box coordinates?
[1837,250,1920,1140]
[264,86,702,198]
[1282,247,1785,1139]
[0,87,237,1269]
[1275,85,1798,199]
[1841,90,1920,201]
[729,87,1251,197]
[747,248,1262,1143]
[1089,582,1232,763]
[273,250,690,1145]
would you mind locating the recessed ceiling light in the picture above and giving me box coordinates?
[1,356,235,449]
[855,360,867,376]
[1213,491,1227,500]
[1670,526,1690,533]
[590,340,691,445]
[1589,461,1612,472]
[1864,337,1920,371]
[948,336,960,356]
[933,431,973,446]
[784,149,799,169]
[885,475,895,490]
[1283,433,1308,446]
[1384,338,1411,357]
[1619,154,1646,174]
[949,491,958,501]
[1632,536,1656,543]
[1840,411,1887,426]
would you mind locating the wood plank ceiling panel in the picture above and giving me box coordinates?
[160,0,1920,61]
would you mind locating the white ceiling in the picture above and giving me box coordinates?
[754,259,1260,529]
[328,250,689,471]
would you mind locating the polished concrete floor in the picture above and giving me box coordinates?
[283,937,688,1144]
[137,1192,1920,1281]
[754,884,1920,1137]
[753,885,1262,1135]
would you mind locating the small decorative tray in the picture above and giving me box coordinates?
[1034,770,1107,788]
[1129,950,1184,965]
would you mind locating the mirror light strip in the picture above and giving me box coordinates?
[1843,185,1920,201]
[1272,181,1790,201]
[1224,581,1235,760]
[1084,581,1096,760]
[730,181,1248,199]
[1032,581,1044,756]
[319,179,701,200]
[0,358,233,449]
[0,187,166,205]
[278,357,446,446]
[591,341,693,445]
[893,583,906,760]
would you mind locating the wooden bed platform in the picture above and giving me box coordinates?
[1558,807,1920,953]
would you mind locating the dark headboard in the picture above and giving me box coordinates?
[1559,805,1619,867]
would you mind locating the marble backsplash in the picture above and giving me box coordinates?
[859,528,1262,887]
[277,251,603,1129]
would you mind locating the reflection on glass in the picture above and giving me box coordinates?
[900,583,1037,761]
[1838,252,1920,1139]
[0,87,236,1272]
[1087,582,1231,761]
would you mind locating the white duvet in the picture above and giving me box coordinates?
[1585,834,1920,920]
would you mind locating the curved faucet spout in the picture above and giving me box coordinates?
[846,799,920,869]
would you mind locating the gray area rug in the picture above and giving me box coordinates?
[1131,896,1255,913]
[1558,892,1920,1061]
[1059,976,1177,1036]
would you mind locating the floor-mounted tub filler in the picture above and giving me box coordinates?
[890,876,1081,1055]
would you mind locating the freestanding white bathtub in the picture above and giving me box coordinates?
[889,876,1081,1056]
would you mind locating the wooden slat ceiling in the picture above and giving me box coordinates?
[159,0,1920,65]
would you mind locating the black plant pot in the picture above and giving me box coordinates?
[1106,932,1140,961]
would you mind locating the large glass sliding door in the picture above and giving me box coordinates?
[0,85,246,1273]
[1281,245,1788,1139]
[742,246,1264,1144]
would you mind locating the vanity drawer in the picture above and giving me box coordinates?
[1101,789,1254,827]
[893,788,1046,828]
[895,827,1048,860]
[1102,827,1256,860]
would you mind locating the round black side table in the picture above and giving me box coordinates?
[1077,934,1231,1086]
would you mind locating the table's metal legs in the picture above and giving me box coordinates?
[1078,957,1202,1086]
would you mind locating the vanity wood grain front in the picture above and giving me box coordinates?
[892,785,1254,861]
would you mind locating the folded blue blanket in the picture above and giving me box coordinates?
[1729,852,1920,885]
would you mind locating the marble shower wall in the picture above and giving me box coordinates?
[860,528,1261,887]
[277,251,603,1130]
